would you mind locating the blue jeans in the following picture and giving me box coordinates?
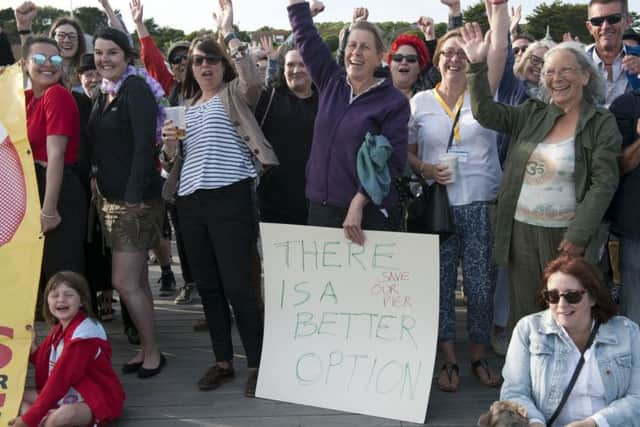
[620,237,640,325]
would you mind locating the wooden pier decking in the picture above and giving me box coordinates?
[33,260,504,426]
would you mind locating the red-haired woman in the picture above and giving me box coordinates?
[387,33,434,98]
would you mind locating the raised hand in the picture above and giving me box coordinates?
[98,0,113,11]
[440,0,460,6]
[418,16,435,41]
[218,0,234,34]
[211,12,222,33]
[129,0,144,24]
[352,7,369,23]
[310,0,325,17]
[510,5,521,35]
[459,22,491,64]
[260,35,280,60]
[15,1,38,30]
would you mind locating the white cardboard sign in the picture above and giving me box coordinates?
[256,224,439,424]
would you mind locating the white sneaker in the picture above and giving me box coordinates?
[174,284,194,305]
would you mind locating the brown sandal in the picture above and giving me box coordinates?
[471,359,502,387]
[437,362,459,392]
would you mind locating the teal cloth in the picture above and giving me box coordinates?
[356,132,392,205]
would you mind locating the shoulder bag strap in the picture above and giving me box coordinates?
[259,87,276,128]
[446,103,463,152]
[547,320,601,426]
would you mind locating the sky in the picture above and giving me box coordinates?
[2,0,640,33]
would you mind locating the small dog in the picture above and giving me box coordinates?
[477,400,529,427]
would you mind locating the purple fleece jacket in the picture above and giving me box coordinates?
[288,2,409,209]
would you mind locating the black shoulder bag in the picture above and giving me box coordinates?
[546,320,601,426]
[405,105,461,240]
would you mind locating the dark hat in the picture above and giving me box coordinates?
[77,53,96,74]
[167,41,191,60]
[623,28,640,44]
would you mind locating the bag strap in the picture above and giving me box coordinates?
[546,320,601,426]
[446,103,463,153]
[259,87,276,128]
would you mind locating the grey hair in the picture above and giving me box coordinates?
[539,41,606,105]
[514,39,557,77]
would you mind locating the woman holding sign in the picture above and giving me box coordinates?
[407,2,508,392]
[286,0,409,245]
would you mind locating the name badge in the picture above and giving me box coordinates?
[448,148,469,163]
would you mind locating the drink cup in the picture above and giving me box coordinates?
[164,106,186,139]
[439,153,458,184]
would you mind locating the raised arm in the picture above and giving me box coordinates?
[486,0,509,96]
[336,7,368,67]
[98,0,126,33]
[441,0,463,30]
[14,1,38,46]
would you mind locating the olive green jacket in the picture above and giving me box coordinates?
[467,62,621,266]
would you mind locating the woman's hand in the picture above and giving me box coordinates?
[558,239,585,257]
[433,163,453,185]
[459,22,491,64]
[418,16,435,41]
[40,209,61,234]
[566,419,597,427]
[14,1,37,30]
[129,0,144,24]
[8,417,28,427]
[218,0,234,35]
[161,120,179,152]
[352,7,369,23]
[310,0,325,17]
[343,193,368,246]
[509,5,521,36]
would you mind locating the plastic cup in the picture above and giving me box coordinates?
[164,106,186,139]
[439,153,458,184]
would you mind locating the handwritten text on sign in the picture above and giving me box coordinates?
[256,224,439,424]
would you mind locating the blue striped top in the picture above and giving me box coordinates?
[177,95,257,197]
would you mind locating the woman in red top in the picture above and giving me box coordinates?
[23,36,86,288]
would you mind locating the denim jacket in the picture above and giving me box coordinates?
[501,310,640,426]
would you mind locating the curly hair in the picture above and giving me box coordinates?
[387,33,431,71]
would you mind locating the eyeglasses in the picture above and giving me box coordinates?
[391,53,419,64]
[192,54,223,66]
[529,54,544,66]
[543,66,578,78]
[441,49,468,61]
[513,46,528,55]
[54,31,78,41]
[30,53,64,68]
[542,289,587,304]
[169,53,188,65]
[589,13,624,26]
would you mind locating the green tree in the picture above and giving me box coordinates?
[73,6,107,35]
[435,22,448,38]
[524,1,589,42]
[462,1,489,33]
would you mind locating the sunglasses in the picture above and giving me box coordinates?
[192,54,223,66]
[391,53,419,64]
[513,46,528,55]
[589,13,623,26]
[541,289,587,304]
[169,53,188,65]
[30,53,64,68]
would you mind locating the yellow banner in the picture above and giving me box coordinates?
[0,63,44,424]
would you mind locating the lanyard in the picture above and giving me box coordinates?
[433,84,464,143]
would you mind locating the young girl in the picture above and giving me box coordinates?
[9,272,125,427]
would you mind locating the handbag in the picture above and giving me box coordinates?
[404,104,461,240]
[546,320,601,426]
[161,142,184,204]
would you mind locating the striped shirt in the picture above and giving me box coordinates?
[178,95,256,196]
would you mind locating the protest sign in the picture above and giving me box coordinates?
[0,63,44,425]
[256,223,439,423]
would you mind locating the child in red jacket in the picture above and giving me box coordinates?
[9,271,125,427]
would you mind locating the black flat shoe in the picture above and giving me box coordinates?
[121,361,143,374]
[138,354,166,379]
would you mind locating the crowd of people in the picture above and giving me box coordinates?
[2,0,640,425]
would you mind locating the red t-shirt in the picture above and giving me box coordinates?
[25,84,80,165]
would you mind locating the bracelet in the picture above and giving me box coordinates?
[40,211,57,219]
[18,29,32,35]
[224,32,238,44]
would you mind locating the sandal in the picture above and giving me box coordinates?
[436,362,459,392]
[471,359,502,387]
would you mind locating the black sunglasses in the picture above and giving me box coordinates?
[169,53,188,65]
[513,46,528,55]
[589,13,623,26]
[541,289,587,304]
[192,54,223,66]
[391,53,419,64]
